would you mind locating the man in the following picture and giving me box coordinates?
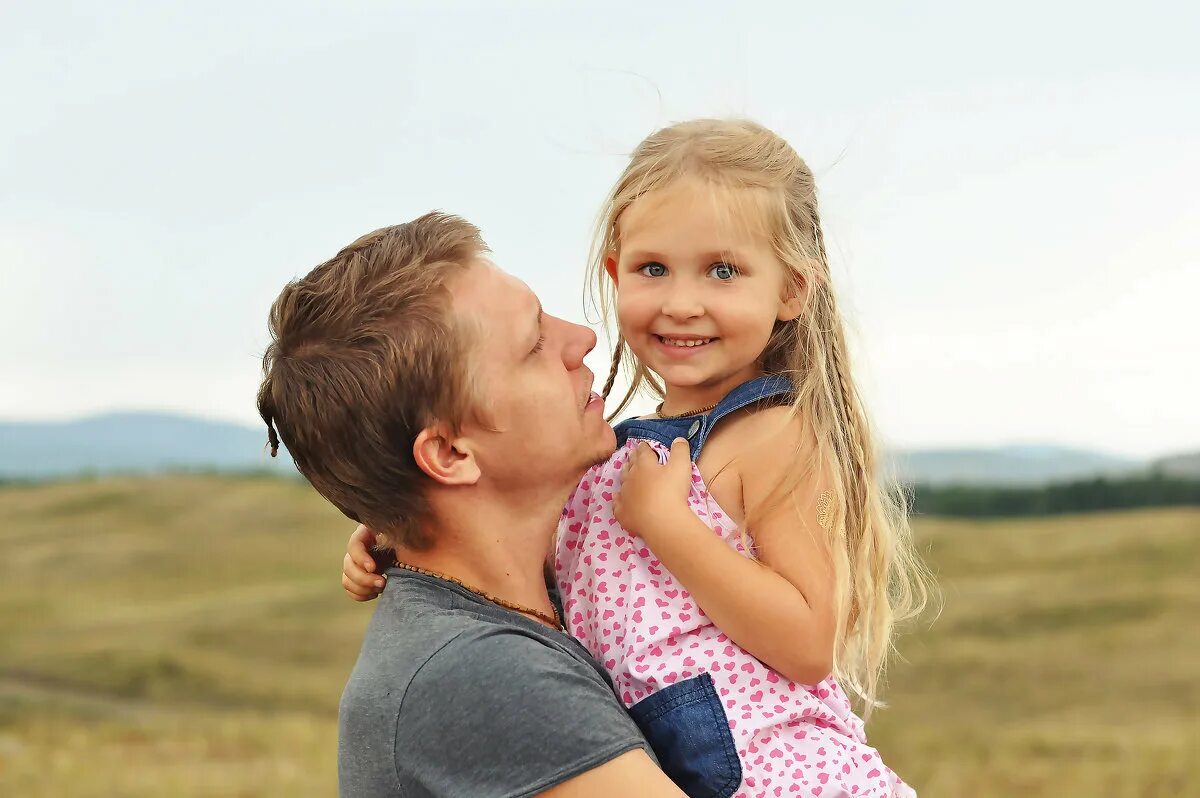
[257,212,683,797]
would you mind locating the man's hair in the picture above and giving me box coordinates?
[256,211,485,549]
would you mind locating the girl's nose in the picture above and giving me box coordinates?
[661,289,704,320]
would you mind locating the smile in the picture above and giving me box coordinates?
[655,335,716,348]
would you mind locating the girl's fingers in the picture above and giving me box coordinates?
[632,442,656,467]
[344,552,386,590]
[349,524,378,570]
[343,573,380,601]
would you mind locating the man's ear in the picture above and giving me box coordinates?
[412,425,481,486]
[604,255,619,285]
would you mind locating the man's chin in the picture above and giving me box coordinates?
[587,451,611,470]
[585,427,617,469]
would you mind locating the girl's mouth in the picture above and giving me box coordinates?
[653,335,718,357]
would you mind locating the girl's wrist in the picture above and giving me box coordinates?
[637,506,697,541]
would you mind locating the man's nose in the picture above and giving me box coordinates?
[561,318,597,369]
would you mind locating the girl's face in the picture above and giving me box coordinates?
[609,177,802,405]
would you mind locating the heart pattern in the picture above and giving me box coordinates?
[555,438,915,798]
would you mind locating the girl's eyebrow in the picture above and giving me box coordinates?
[703,249,748,264]
[623,248,750,264]
[621,249,669,264]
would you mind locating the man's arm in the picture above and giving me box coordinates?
[541,749,684,797]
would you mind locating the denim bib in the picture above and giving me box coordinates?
[614,374,795,459]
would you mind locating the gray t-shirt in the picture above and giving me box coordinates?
[338,569,651,797]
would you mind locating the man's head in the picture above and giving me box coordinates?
[257,212,614,550]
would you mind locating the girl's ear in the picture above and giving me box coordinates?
[778,276,806,322]
[604,255,619,285]
[778,295,803,322]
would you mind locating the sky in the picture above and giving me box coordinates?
[1,1,1196,458]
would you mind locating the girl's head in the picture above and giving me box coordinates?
[601,170,804,406]
[590,119,932,712]
[592,118,826,415]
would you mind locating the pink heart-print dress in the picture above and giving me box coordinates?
[555,438,916,798]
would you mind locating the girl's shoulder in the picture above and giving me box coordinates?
[711,402,809,450]
[702,404,818,484]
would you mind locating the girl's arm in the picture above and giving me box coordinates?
[614,411,836,685]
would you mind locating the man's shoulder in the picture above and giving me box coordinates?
[338,595,589,792]
[341,582,596,715]
[407,621,582,693]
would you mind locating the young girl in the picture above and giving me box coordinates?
[344,119,931,798]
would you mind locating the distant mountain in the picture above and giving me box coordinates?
[0,412,295,479]
[1,411,1193,487]
[1151,452,1200,479]
[892,445,1143,487]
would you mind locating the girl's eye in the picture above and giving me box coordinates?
[531,336,545,355]
[708,261,739,280]
[638,262,668,278]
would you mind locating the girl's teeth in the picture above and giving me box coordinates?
[662,337,712,348]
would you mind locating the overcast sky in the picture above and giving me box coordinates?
[2,1,1196,457]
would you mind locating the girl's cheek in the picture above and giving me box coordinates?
[615,309,636,337]
[616,297,648,330]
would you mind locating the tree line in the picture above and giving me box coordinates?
[909,472,1200,517]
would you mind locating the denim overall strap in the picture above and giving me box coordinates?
[612,374,795,462]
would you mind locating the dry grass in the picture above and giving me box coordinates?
[874,510,1200,796]
[1,476,1197,796]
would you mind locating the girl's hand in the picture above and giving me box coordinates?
[342,524,388,601]
[613,438,694,540]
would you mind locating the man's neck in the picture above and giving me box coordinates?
[394,485,565,628]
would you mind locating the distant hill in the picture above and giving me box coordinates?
[0,411,1193,486]
[1152,451,1200,478]
[0,412,295,479]
[892,445,1142,487]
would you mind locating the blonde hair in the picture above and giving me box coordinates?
[588,119,934,713]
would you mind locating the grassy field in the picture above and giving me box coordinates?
[1,476,1197,796]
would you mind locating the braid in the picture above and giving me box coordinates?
[606,381,639,424]
[827,313,869,479]
[601,335,642,423]
[600,335,624,400]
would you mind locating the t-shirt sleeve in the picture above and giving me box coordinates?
[395,628,649,797]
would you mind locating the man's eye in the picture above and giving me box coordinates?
[708,262,739,280]
[638,262,668,278]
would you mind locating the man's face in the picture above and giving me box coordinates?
[451,259,615,492]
